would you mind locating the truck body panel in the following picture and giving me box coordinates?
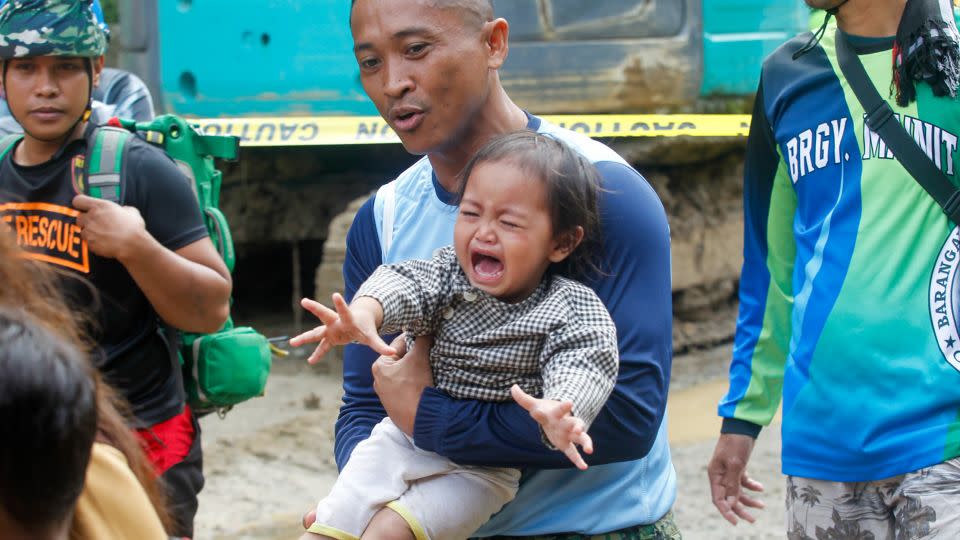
[118,1,808,117]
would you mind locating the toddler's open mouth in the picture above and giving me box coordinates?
[471,251,504,281]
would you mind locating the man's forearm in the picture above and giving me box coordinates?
[379,377,420,435]
[335,343,390,469]
[414,376,663,468]
[120,234,231,333]
[372,335,433,435]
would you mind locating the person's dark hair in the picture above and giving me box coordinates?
[456,130,603,279]
[0,229,171,531]
[0,308,97,531]
[0,228,90,348]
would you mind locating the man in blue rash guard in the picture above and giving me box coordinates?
[301,0,680,537]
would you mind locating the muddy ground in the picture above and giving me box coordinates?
[193,339,787,540]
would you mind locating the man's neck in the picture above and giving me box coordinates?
[14,122,86,166]
[836,0,907,37]
[428,85,528,192]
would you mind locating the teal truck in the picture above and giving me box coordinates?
[119,0,806,116]
[115,1,808,349]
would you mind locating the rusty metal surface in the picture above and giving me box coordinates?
[502,0,702,113]
[119,0,702,117]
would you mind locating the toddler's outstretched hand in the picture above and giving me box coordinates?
[289,293,397,364]
[511,384,592,470]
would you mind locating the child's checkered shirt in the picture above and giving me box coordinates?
[355,246,618,428]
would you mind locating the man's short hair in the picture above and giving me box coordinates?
[0,309,97,531]
[350,0,493,29]
[443,0,494,27]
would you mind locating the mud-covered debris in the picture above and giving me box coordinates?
[302,392,321,410]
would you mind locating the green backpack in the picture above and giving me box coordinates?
[0,115,273,415]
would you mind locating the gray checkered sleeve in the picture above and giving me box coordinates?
[354,247,461,336]
[540,285,619,429]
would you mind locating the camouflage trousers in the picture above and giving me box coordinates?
[485,510,681,540]
[786,458,960,540]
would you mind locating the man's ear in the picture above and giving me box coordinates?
[92,55,105,87]
[549,226,585,263]
[484,18,510,70]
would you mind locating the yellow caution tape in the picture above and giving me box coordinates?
[269,343,290,357]
[191,114,752,147]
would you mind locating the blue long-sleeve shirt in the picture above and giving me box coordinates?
[335,114,676,535]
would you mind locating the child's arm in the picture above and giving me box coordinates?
[510,321,618,469]
[292,247,460,366]
[352,247,460,337]
[290,293,398,364]
[516,287,620,469]
[510,385,593,470]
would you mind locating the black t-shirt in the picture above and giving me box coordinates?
[0,133,208,425]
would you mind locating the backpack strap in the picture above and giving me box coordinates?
[84,125,188,406]
[0,133,23,162]
[835,29,960,224]
[83,126,132,204]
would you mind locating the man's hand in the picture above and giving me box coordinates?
[373,335,434,435]
[290,294,396,364]
[73,194,146,261]
[511,385,592,470]
[707,433,765,525]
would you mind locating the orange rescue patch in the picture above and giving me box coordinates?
[0,202,89,273]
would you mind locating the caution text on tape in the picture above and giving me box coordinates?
[191,114,752,147]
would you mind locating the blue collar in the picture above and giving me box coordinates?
[841,30,895,53]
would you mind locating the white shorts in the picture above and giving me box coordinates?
[309,418,520,540]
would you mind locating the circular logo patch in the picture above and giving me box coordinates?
[930,226,960,372]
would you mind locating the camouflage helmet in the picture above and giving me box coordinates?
[0,0,108,60]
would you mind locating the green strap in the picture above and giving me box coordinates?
[0,133,23,162]
[204,206,236,273]
[197,134,240,161]
[85,127,130,203]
